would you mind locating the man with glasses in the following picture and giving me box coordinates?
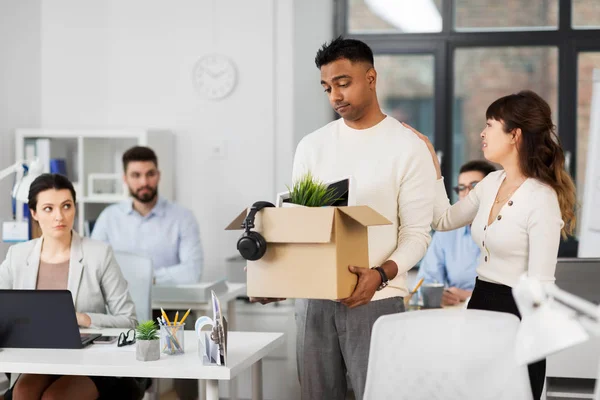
[417,160,496,306]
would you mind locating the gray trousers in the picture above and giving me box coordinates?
[295,297,405,400]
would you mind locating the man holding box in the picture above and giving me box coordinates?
[253,37,436,399]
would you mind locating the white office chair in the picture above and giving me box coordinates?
[113,250,154,323]
[363,309,533,400]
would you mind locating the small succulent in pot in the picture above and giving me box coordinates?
[136,320,160,361]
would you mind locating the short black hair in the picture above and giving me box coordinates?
[28,173,76,211]
[315,36,374,69]
[122,146,158,172]
[459,160,497,177]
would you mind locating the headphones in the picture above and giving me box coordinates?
[237,201,275,261]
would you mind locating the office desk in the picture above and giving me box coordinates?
[0,329,283,400]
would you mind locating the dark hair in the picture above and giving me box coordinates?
[486,90,576,238]
[28,173,77,211]
[315,36,374,69]
[459,160,496,177]
[122,146,158,172]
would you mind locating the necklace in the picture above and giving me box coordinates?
[494,178,526,204]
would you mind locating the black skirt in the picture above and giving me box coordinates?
[467,277,546,400]
[3,375,144,400]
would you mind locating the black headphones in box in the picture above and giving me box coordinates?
[237,201,275,261]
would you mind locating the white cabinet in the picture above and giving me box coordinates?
[219,300,301,400]
[15,129,174,236]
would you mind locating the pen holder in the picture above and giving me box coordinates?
[160,323,185,355]
[405,289,423,311]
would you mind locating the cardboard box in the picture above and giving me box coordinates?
[226,206,391,300]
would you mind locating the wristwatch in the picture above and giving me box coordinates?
[372,266,389,291]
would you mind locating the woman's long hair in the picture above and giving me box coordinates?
[486,90,576,238]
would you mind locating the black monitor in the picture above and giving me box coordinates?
[555,258,600,305]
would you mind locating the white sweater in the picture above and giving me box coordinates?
[432,170,564,287]
[292,116,436,300]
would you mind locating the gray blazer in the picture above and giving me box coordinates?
[0,231,137,328]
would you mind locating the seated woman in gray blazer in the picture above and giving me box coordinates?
[0,174,142,400]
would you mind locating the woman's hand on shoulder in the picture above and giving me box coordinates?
[402,122,442,179]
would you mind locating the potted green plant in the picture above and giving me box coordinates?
[136,320,160,361]
[286,172,340,207]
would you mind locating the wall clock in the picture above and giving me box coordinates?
[192,54,237,100]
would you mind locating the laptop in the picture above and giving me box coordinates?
[0,290,101,349]
[555,258,600,305]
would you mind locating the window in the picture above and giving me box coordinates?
[348,0,443,34]
[576,52,600,219]
[454,0,558,31]
[376,54,435,142]
[572,0,600,29]
[453,47,558,181]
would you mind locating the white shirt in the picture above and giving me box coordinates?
[432,170,564,287]
[292,116,436,300]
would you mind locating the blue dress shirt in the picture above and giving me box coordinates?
[91,197,203,285]
[417,226,479,290]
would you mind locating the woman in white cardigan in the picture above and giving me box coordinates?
[0,174,141,400]
[405,90,577,400]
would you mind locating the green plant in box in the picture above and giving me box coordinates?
[286,172,340,207]
[136,320,159,341]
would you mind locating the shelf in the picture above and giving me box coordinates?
[16,128,174,237]
[82,195,128,204]
[17,129,149,139]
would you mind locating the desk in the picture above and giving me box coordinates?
[0,329,283,400]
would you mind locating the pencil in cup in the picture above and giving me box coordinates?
[157,317,173,353]
[404,277,425,307]
[167,309,191,342]
[160,323,185,354]
[159,309,191,354]
[157,316,184,354]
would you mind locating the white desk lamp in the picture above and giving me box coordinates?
[513,275,600,399]
[0,159,43,242]
[0,159,43,204]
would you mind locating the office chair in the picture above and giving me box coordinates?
[113,251,153,323]
[364,309,532,400]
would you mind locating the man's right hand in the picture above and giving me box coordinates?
[441,287,472,306]
[249,297,286,305]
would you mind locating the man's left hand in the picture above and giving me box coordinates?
[340,266,381,309]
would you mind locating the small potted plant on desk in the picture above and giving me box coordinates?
[285,172,340,207]
[136,320,160,361]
